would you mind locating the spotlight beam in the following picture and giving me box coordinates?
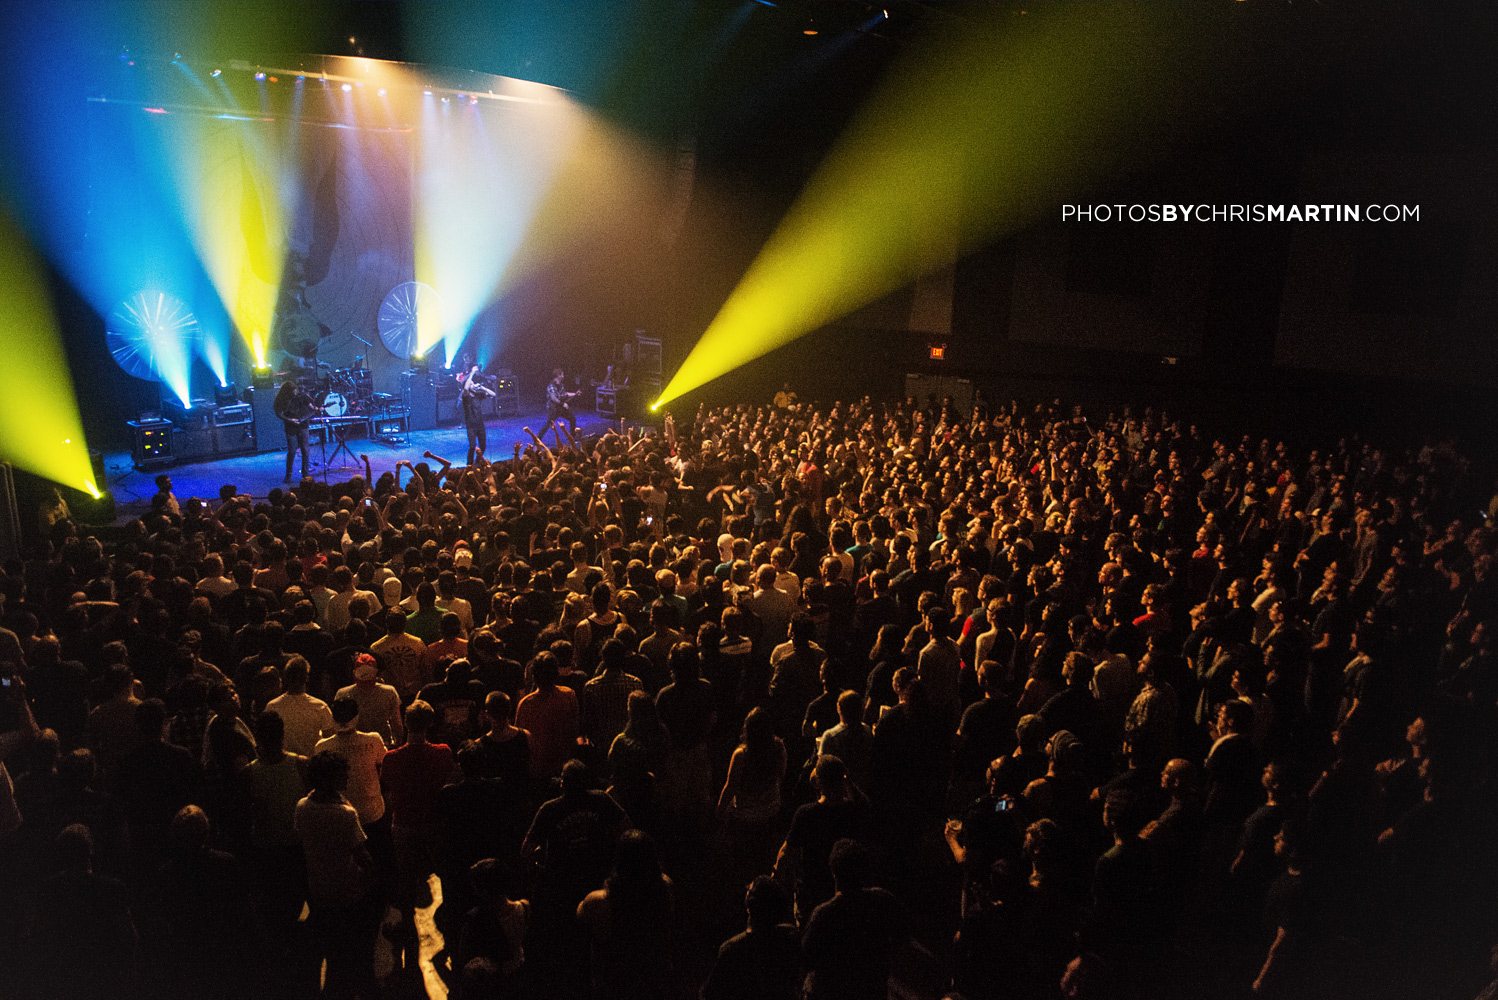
[0,209,97,496]
[657,5,1254,408]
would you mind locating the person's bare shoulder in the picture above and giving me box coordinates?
[577,888,608,926]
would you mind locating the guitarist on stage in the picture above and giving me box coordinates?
[274,380,316,482]
[540,368,579,446]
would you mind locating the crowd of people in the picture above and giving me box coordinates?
[1,393,1497,1000]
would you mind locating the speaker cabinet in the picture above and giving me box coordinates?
[403,371,437,431]
[214,422,256,457]
[172,426,215,463]
[245,385,287,454]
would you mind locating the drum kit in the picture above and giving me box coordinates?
[285,360,377,418]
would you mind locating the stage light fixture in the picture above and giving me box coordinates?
[210,68,221,77]
[378,88,387,96]
[254,71,266,81]
[341,83,352,92]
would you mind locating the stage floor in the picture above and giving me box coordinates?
[100,410,623,518]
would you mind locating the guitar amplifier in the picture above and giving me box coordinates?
[435,375,462,425]
[172,425,215,462]
[213,421,256,457]
[212,403,252,426]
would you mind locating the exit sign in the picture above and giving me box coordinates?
[929,344,946,360]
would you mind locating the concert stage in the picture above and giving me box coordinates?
[98,410,622,519]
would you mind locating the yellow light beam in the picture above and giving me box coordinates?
[168,116,286,358]
[0,208,98,495]
[657,4,1248,407]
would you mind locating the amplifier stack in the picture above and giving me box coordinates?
[128,397,275,468]
[212,403,255,457]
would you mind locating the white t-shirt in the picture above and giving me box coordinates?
[335,682,404,747]
[265,691,335,756]
[312,729,387,825]
[435,596,474,633]
[295,794,368,908]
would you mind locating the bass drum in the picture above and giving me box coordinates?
[321,392,350,418]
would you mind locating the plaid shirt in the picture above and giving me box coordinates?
[582,671,642,748]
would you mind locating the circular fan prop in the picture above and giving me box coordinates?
[106,291,201,382]
[377,281,443,360]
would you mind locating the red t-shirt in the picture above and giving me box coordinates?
[380,740,456,829]
[517,686,581,779]
[1132,609,1171,638]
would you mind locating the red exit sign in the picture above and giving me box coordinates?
[929,344,946,360]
